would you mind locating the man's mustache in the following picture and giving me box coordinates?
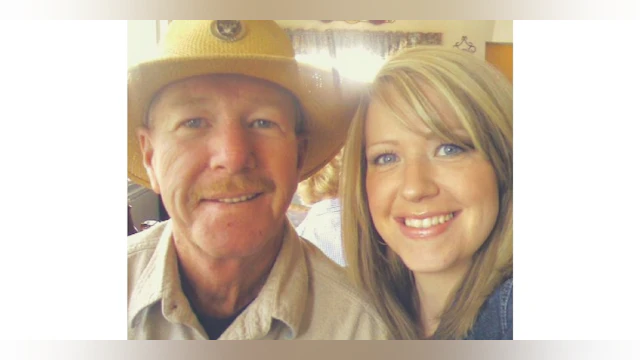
[191,174,275,202]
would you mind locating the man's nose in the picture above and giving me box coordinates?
[208,122,256,174]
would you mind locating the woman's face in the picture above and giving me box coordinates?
[364,90,500,276]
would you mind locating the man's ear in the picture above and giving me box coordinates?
[137,128,161,194]
[296,136,309,174]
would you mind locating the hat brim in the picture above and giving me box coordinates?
[128,56,363,188]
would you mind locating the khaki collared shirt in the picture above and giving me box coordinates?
[128,220,392,340]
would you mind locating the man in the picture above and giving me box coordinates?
[127,20,391,340]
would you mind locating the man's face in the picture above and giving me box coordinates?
[138,74,306,260]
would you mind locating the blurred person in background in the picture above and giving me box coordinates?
[296,150,345,266]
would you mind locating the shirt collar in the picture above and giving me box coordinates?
[218,221,309,339]
[128,220,195,328]
[128,219,309,338]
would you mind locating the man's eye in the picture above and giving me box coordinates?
[373,153,398,165]
[436,144,465,157]
[251,119,276,128]
[183,118,204,128]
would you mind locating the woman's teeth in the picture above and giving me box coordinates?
[404,213,454,228]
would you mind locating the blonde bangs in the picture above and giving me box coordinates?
[372,51,512,191]
[371,74,473,151]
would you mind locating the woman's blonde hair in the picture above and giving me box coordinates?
[298,149,343,206]
[341,47,513,339]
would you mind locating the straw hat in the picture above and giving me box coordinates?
[128,20,363,188]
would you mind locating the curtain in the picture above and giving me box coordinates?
[285,29,442,58]
[284,29,442,82]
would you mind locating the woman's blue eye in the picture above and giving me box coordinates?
[436,144,465,157]
[183,118,204,128]
[373,153,398,165]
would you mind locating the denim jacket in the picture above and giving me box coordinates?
[464,277,513,340]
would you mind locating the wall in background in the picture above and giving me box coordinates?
[492,20,514,43]
[127,20,157,68]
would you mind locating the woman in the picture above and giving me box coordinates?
[341,47,512,340]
